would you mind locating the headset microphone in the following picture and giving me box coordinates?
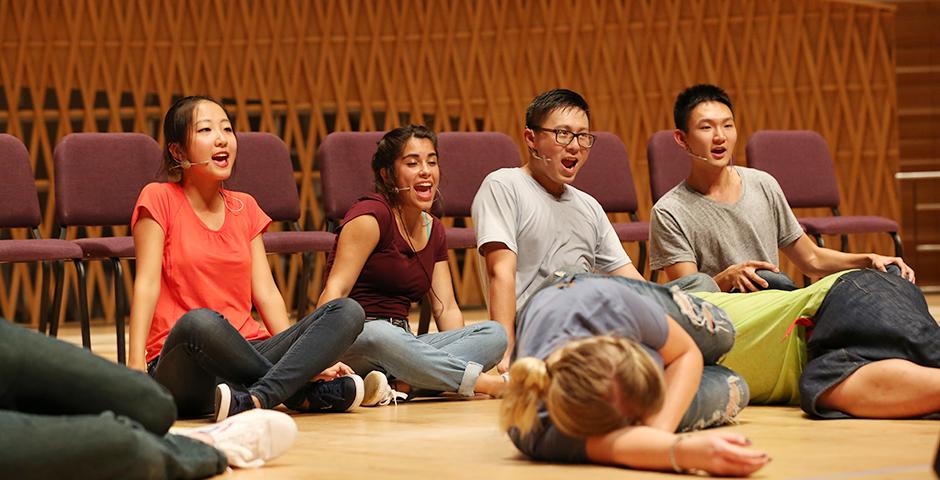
[180,159,212,169]
[530,148,551,164]
[394,186,412,193]
[685,149,711,162]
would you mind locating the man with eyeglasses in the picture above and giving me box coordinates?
[471,88,648,373]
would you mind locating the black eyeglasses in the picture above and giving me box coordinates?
[530,126,596,148]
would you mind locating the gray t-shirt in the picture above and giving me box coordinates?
[472,168,631,310]
[649,167,804,275]
[508,276,669,463]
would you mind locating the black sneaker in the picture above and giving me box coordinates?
[214,383,256,422]
[301,374,364,413]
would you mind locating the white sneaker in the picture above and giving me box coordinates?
[178,409,298,469]
[361,371,407,407]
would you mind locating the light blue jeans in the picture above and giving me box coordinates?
[340,320,507,395]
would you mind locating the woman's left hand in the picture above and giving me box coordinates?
[313,362,355,381]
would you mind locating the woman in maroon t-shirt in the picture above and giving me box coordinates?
[320,125,508,405]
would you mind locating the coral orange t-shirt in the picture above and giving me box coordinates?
[131,182,272,362]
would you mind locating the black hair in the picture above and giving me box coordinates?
[673,84,734,132]
[525,88,591,129]
[372,124,438,206]
[162,95,233,181]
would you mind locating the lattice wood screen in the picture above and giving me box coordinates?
[0,0,900,326]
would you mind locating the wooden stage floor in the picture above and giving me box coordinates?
[48,296,940,479]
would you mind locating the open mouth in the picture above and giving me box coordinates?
[710,146,727,158]
[561,158,578,170]
[211,152,230,166]
[414,182,434,200]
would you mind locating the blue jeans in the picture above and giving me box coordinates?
[508,272,749,463]
[151,298,364,417]
[0,318,226,479]
[800,268,940,418]
[340,319,507,395]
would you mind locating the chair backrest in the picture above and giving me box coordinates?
[745,130,840,209]
[54,133,163,227]
[0,134,42,228]
[647,130,691,204]
[318,131,386,226]
[570,131,639,213]
[224,132,299,222]
[437,131,521,217]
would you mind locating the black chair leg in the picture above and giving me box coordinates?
[813,233,825,248]
[112,258,127,365]
[70,259,92,349]
[650,269,659,284]
[890,232,903,258]
[636,241,647,278]
[38,262,51,335]
[50,260,66,337]
[295,252,313,321]
[417,298,432,335]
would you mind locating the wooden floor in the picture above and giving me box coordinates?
[50,294,940,479]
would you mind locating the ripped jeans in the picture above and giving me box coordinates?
[508,272,750,463]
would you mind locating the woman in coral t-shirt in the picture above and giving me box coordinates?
[129,96,365,422]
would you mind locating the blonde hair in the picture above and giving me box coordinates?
[500,335,666,439]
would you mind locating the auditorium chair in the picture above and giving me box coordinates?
[0,134,84,341]
[571,131,649,276]
[224,132,336,320]
[746,130,902,256]
[53,133,163,364]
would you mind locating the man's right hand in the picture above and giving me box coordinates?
[715,261,778,292]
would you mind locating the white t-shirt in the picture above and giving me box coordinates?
[472,168,631,310]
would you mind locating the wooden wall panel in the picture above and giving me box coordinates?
[0,0,902,324]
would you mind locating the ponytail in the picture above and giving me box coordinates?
[499,357,551,435]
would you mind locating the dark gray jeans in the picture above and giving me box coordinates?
[0,318,227,480]
[151,298,364,417]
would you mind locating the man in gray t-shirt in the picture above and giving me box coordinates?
[651,166,803,278]
[472,89,643,373]
[650,84,914,292]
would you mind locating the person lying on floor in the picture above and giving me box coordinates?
[0,318,296,480]
[500,273,768,476]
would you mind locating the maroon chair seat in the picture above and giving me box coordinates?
[798,216,900,235]
[647,130,692,204]
[261,230,337,254]
[746,130,902,256]
[0,134,85,342]
[224,132,335,320]
[72,237,136,258]
[571,131,650,275]
[0,239,83,263]
[54,132,164,364]
[612,222,650,243]
[445,227,476,250]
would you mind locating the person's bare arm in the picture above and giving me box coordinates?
[646,315,703,432]
[664,260,782,292]
[428,260,464,332]
[249,235,291,335]
[782,234,915,282]
[610,262,644,280]
[586,427,768,476]
[317,215,380,306]
[481,242,517,373]
[128,214,164,372]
